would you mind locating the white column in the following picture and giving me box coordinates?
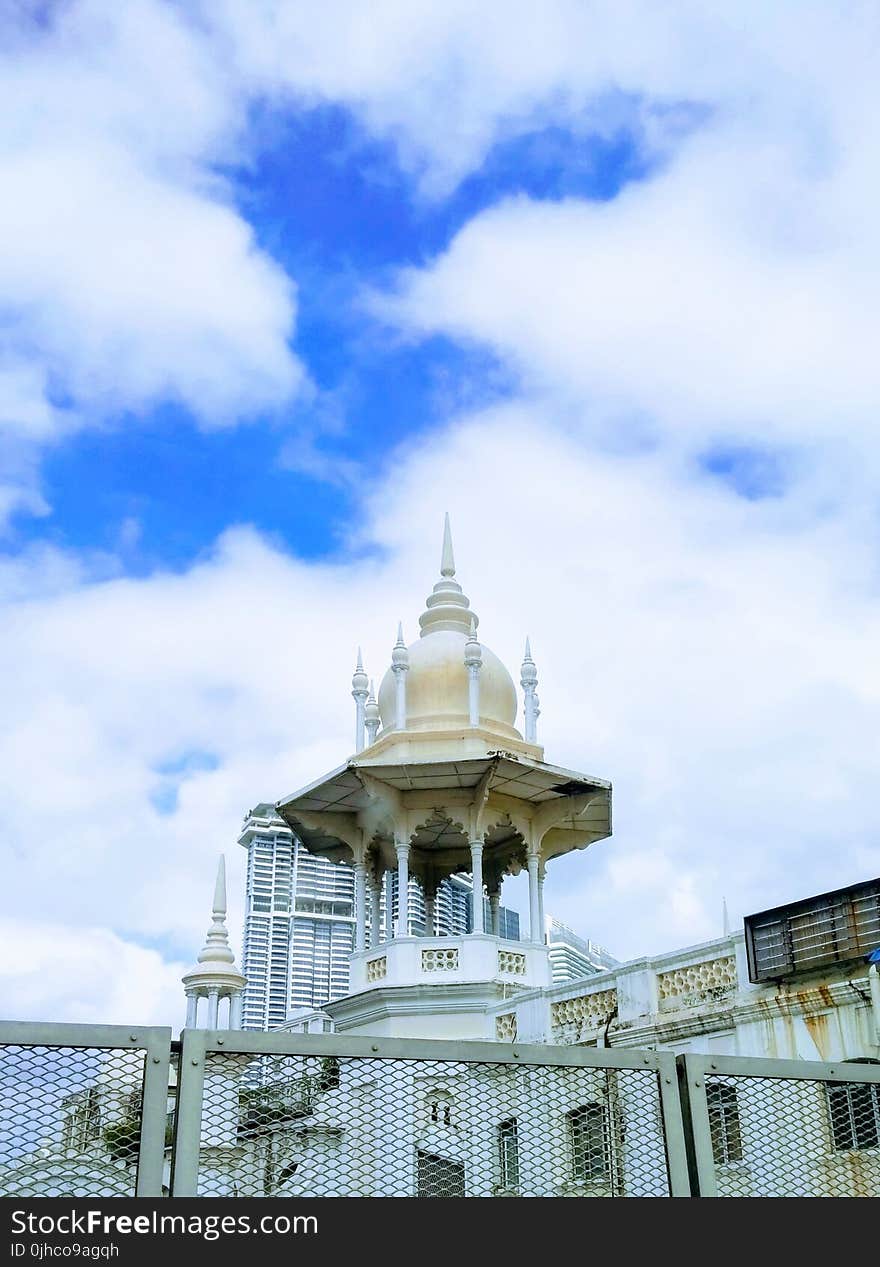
[370,874,383,947]
[489,890,501,937]
[396,841,410,935]
[424,886,436,936]
[527,850,541,944]
[537,861,546,943]
[470,841,484,934]
[185,992,197,1028]
[207,987,219,1029]
[353,859,367,953]
[229,994,242,1030]
[465,619,482,726]
[394,674,407,729]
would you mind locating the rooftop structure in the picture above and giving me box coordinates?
[275,516,612,1036]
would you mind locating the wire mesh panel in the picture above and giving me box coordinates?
[184,1040,675,1197]
[0,1044,147,1196]
[0,1023,171,1198]
[686,1056,880,1197]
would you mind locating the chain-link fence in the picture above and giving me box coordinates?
[681,1053,880,1196]
[170,1031,689,1197]
[4,1024,880,1198]
[0,1023,171,1197]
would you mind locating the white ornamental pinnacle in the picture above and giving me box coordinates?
[365,678,381,745]
[182,854,246,1030]
[520,637,538,687]
[391,621,409,730]
[521,637,539,744]
[419,513,477,637]
[198,854,236,965]
[464,615,482,667]
[352,647,369,695]
[391,621,409,669]
[352,647,369,753]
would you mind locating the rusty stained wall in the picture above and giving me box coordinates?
[738,982,875,1063]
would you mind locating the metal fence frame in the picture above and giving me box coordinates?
[678,1052,880,1197]
[170,1028,692,1197]
[0,1021,172,1197]
[6,1023,880,1198]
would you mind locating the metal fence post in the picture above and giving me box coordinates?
[169,1029,207,1196]
[136,1027,173,1196]
[656,1052,692,1196]
[677,1054,718,1197]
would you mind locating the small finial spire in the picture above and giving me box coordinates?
[441,512,455,578]
[183,854,247,1030]
[521,637,539,743]
[391,621,410,729]
[198,855,235,964]
[213,854,226,917]
[365,678,380,744]
[722,897,731,936]
[352,648,369,753]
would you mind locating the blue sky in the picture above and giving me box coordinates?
[1,2,879,1026]
[27,105,655,570]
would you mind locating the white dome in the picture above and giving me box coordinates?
[378,629,520,739]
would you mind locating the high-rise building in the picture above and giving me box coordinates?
[239,804,521,1030]
[385,871,520,940]
[239,804,355,1030]
[544,916,617,984]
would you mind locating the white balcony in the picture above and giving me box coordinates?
[349,933,551,995]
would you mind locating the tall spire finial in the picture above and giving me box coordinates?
[183,854,246,1030]
[197,856,234,964]
[441,511,455,578]
[419,514,474,636]
[521,637,539,743]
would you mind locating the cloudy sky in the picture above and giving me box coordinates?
[1,1,879,1027]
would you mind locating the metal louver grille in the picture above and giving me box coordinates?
[745,879,880,982]
[189,1050,672,1197]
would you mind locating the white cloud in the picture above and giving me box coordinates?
[376,124,880,463]
[3,2,880,1023]
[0,0,302,450]
[0,920,186,1027]
[1,409,879,1021]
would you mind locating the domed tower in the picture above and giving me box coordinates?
[275,518,612,1038]
[182,856,246,1030]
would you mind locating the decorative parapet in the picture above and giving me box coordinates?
[421,947,459,972]
[495,1012,517,1041]
[657,956,737,1009]
[497,950,527,976]
[365,956,387,983]
[550,988,617,1040]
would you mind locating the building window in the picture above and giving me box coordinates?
[62,1087,101,1154]
[826,1082,880,1152]
[567,1103,607,1183]
[497,1118,519,1191]
[706,1080,743,1165]
[416,1150,466,1197]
